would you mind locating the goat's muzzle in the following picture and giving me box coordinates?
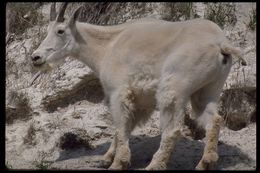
[31,53,45,67]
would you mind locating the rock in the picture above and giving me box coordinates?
[41,73,103,112]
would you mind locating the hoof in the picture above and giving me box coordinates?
[108,160,130,170]
[94,159,111,169]
[92,155,113,169]
[108,164,123,170]
[145,163,167,170]
[195,152,218,170]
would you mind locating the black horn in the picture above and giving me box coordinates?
[56,2,68,22]
[50,3,56,21]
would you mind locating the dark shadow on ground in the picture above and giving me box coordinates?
[55,134,253,170]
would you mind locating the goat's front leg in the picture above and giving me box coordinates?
[195,113,223,170]
[145,127,182,170]
[108,128,131,170]
[108,88,135,170]
[97,131,118,168]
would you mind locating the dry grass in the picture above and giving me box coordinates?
[77,2,195,24]
[68,2,143,25]
[6,91,33,124]
[247,7,256,31]
[32,151,54,170]
[219,87,256,131]
[205,3,237,28]
[161,2,194,21]
[23,122,37,145]
[6,2,44,36]
[5,56,18,79]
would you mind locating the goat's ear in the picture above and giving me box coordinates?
[68,6,84,28]
[68,6,86,44]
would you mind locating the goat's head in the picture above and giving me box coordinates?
[31,3,84,71]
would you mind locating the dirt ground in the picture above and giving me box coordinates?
[5,99,256,170]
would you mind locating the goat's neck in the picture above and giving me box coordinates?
[74,22,123,76]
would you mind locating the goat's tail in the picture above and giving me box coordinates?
[220,42,247,66]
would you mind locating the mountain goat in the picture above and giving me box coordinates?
[31,3,246,170]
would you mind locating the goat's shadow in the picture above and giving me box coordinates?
[55,135,254,170]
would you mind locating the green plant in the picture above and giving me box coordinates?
[205,3,237,28]
[247,8,256,30]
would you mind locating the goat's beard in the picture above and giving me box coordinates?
[32,62,52,72]
[46,53,68,70]
[46,40,72,69]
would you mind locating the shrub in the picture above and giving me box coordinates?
[205,3,237,29]
[6,2,43,35]
[6,91,33,124]
[58,128,93,150]
[162,2,194,21]
[247,8,256,31]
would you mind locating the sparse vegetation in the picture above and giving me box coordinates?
[23,122,37,145]
[72,3,146,25]
[45,114,64,130]
[71,106,82,119]
[33,151,53,170]
[162,2,194,21]
[6,91,33,124]
[5,56,18,78]
[219,87,256,130]
[34,160,53,170]
[247,8,256,31]
[205,3,237,28]
[68,2,195,25]
[6,2,44,36]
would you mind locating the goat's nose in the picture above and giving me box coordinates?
[31,55,41,62]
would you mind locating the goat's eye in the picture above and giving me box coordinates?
[57,29,64,35]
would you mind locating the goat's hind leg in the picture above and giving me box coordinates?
[196,111,223,170]
[96,131,118,168]
[191,85,224,170]
[145,76,188,170]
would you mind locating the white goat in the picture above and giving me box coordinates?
[31,3,246,170]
